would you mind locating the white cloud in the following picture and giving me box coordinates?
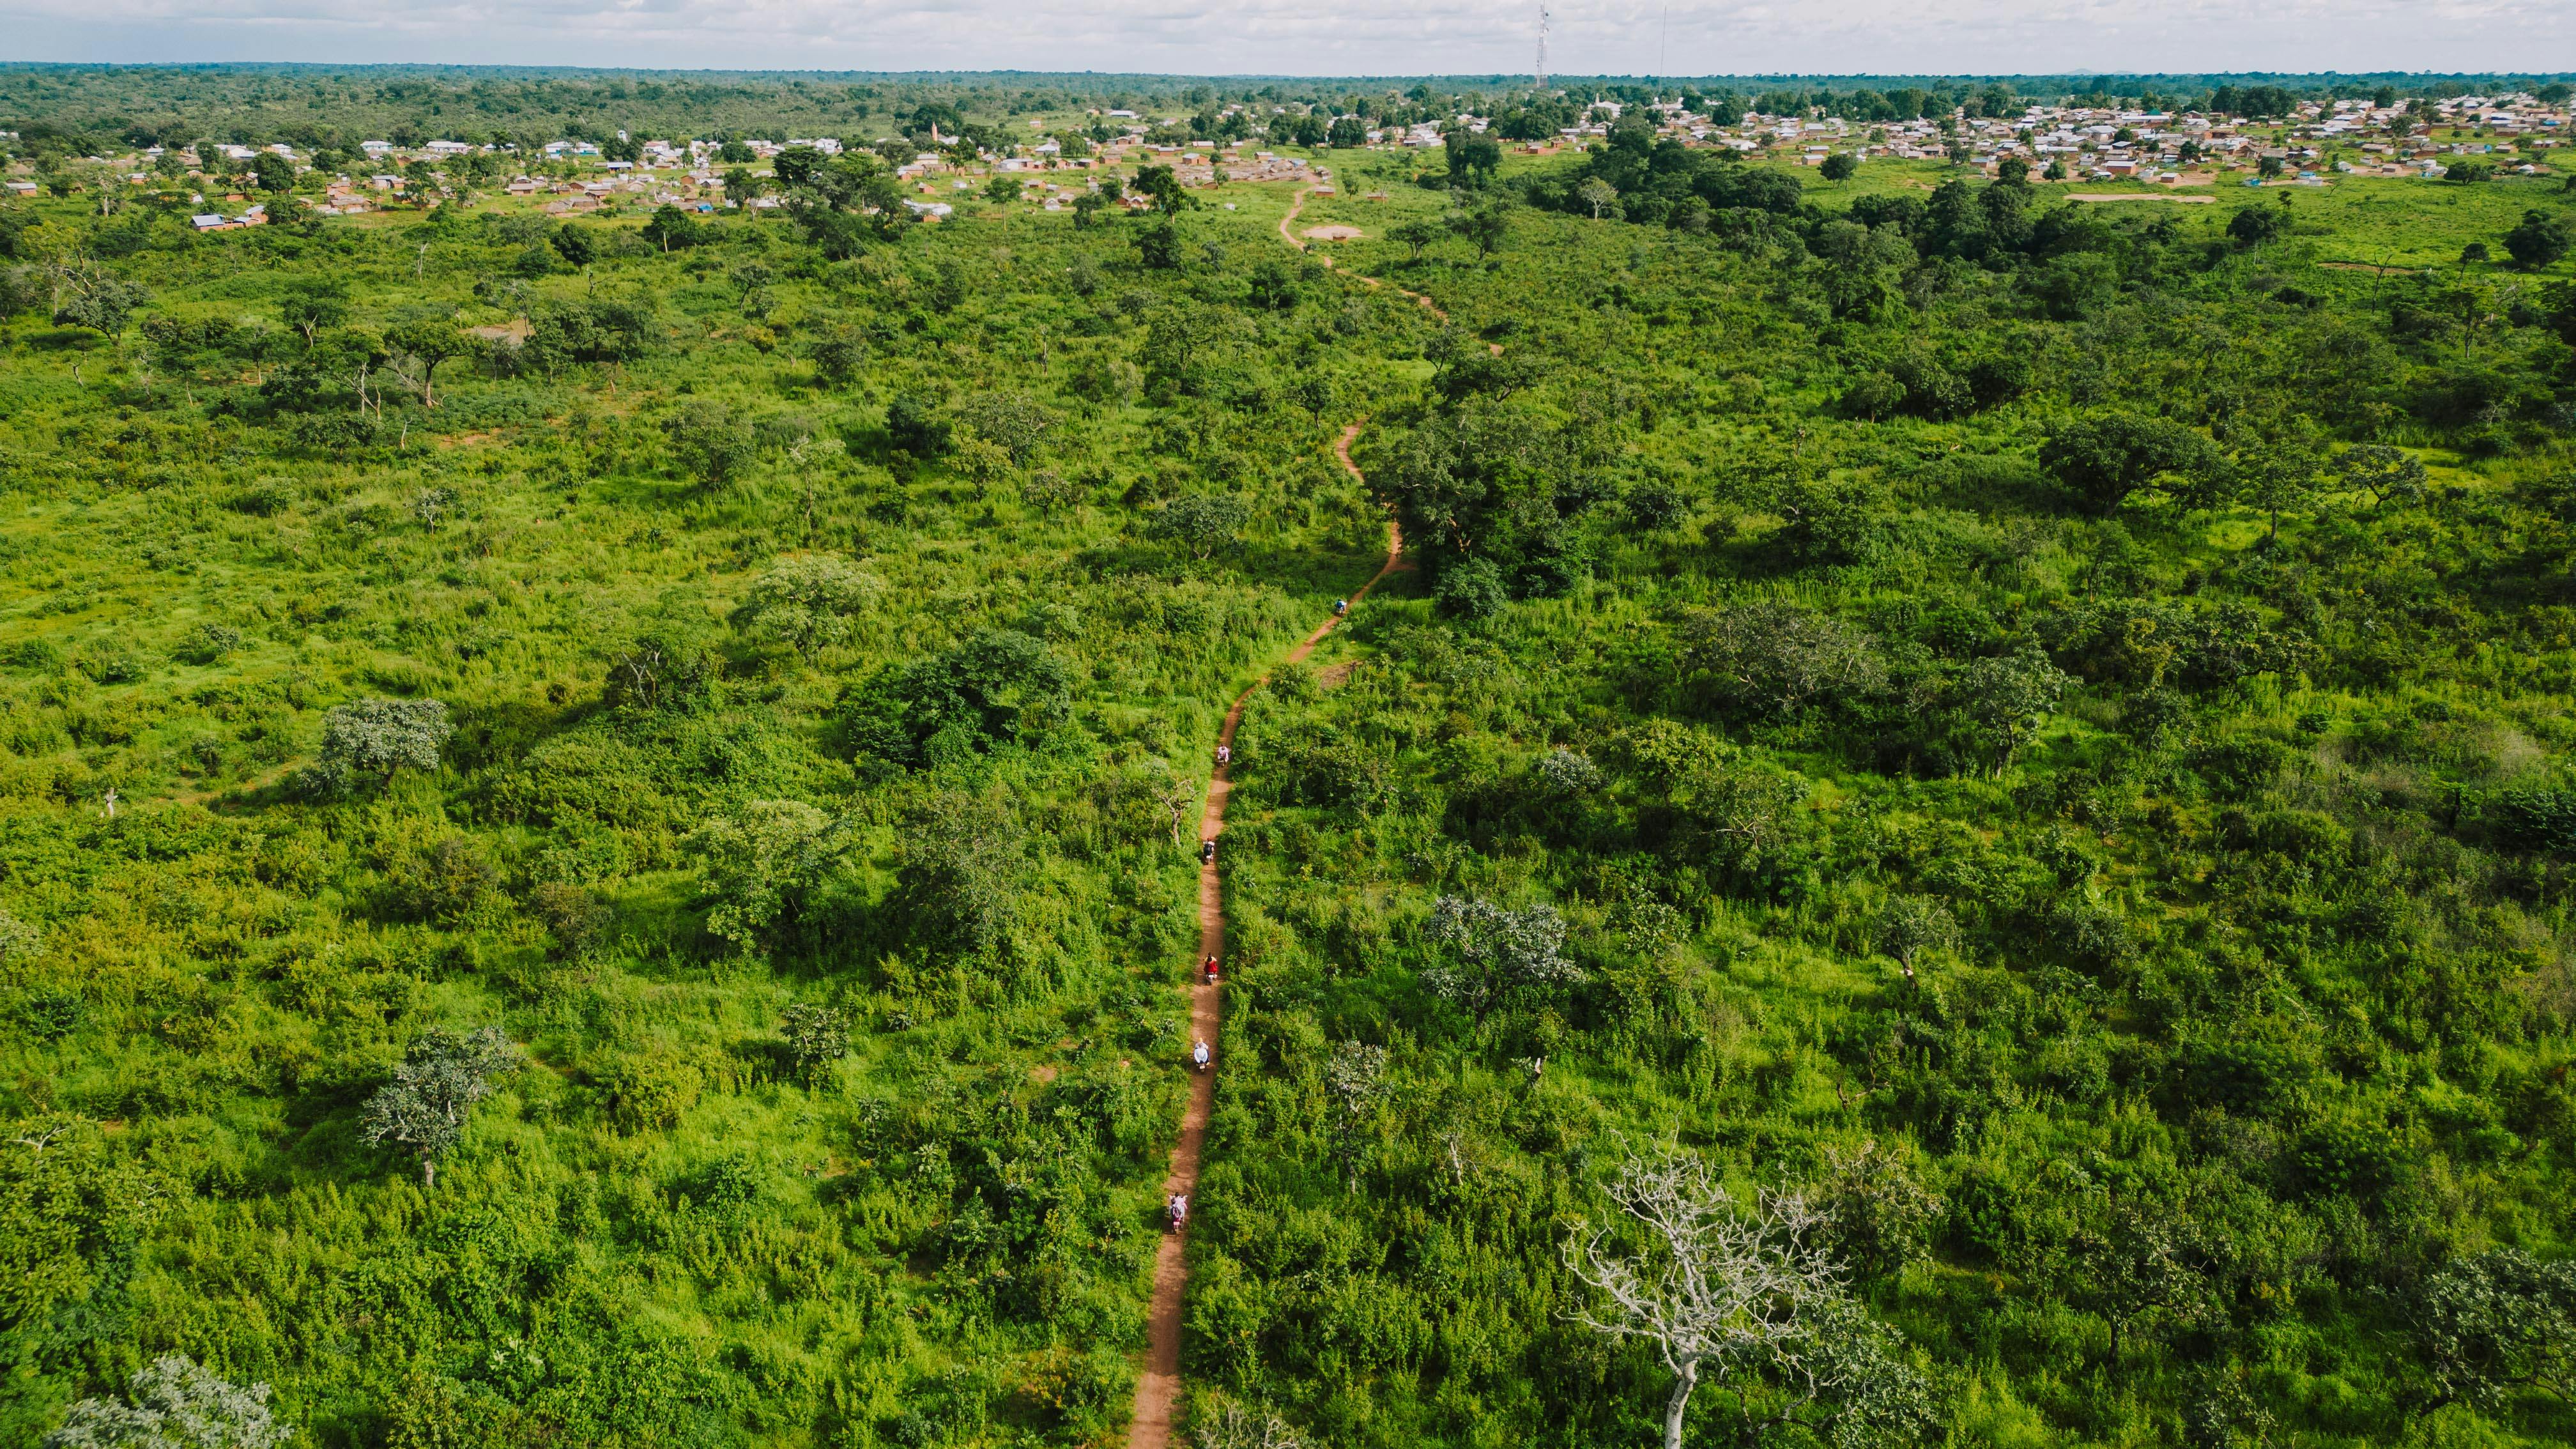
[0,0,2565,76]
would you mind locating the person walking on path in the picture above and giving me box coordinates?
[1125,420,1407,1449]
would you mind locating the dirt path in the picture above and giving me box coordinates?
[1125,422,1404,1449]
[165,758,302,810]
[1276,183,1314,249]
[1278,184,1448,321]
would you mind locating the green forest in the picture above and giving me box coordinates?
[6,63,2576,1449]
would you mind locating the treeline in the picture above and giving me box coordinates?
[10,65,2572,172]
[1514,128,2576,463]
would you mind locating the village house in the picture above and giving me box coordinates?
[189,203,266,232]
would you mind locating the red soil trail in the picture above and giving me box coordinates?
[1278,183,1448,322]
[1275,183,1312,249]
[1124,423,1404,1449]
[1278,187,1499,355]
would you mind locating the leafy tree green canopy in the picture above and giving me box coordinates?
[357,1026,523,1188]
[843,628,1073,770]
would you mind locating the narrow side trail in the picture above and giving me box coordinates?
[1125,424,1404,1449]
[1278,183,1448,321]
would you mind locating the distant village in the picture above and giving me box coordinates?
[3,87,2564,231]
[1625,91,2568,185]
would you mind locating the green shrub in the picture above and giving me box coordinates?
[171,622,244,664]
[302,696,452,794]
[597,1045,704,1134]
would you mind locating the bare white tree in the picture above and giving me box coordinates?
[1563,1151,1846,1449]
[1193,1402,1302,1449]
[1145,760,1199,850]
[43,1354,291,1449]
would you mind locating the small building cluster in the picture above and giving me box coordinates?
[1612,90,2567,187]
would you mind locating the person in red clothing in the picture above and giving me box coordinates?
[1202,955,1220,985]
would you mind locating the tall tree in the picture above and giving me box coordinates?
[2231,438,2321,540]
[688,800,842,954]
[277,278,348,348]
[1322,1041,1388,1191]
[2039,412,2217,516]
[2504,208,2572,270]
[1443,128,1502,188]
[1450,202,1508,258]
[732,554,881,659]
[665,400,755,487]
[1957,646,2073,774]
[2330,444,2426,510]
[358,1026,523,1188]
[1566,1152,1922,1449]
[2414,1249,2576,1411]
[1130,164,1189,215]
[383,313,468,408]
[50,263,148,351]
[1422,896,1581,1022]
[307,697,452,795]
[1148,494,1249,560]
[1134,217,1183,270]
[772,144,823,188]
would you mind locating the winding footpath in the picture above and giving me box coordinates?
[1124,424,1404,1449]
[1278,184,1449,321]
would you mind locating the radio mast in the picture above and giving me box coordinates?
[1535,4,1549,92]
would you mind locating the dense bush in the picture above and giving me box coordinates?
[6,72,2576,1449]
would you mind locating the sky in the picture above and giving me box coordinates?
[0,0,2570,78]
